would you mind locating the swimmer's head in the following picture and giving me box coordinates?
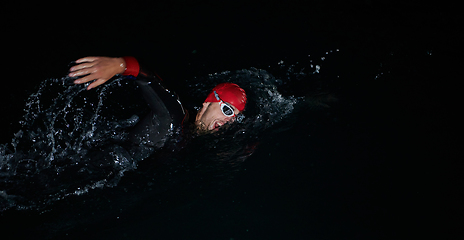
[195,83,247,131]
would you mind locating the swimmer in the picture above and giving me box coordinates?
[68,56,246,146]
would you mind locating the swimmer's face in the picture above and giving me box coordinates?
[195,102,240,132]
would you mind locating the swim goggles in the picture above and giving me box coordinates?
[214,91,236,117]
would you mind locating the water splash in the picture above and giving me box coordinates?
[0,76,149,211]
[0,54,335,212]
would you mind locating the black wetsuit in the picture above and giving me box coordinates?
[126,66,188,148]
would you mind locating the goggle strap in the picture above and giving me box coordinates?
[214,91,221,101]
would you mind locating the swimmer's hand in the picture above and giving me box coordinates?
[68,56,126,90]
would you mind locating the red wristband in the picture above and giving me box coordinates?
[122,56,140,77]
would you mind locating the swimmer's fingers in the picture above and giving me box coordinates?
[69,66,96,78]
[87,78,108,90]
[69,56,124,90]
[69,57,104,73]
[73,74,97,85]
[73,74,109,90]
[69,62,96,73]
[75,56,100,64]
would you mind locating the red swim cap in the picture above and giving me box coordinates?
[204,83,247,111]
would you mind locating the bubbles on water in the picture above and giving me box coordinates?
[0,76,148,211]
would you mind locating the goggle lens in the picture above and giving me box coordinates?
[214,91,236,117]
[220,102,235,117]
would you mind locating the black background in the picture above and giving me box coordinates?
[1,1,462,239]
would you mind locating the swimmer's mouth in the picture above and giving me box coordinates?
[213,122,223,130]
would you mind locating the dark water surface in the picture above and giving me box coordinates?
[1,1,462,239]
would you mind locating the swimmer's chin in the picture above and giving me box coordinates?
[193,121,215,135]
